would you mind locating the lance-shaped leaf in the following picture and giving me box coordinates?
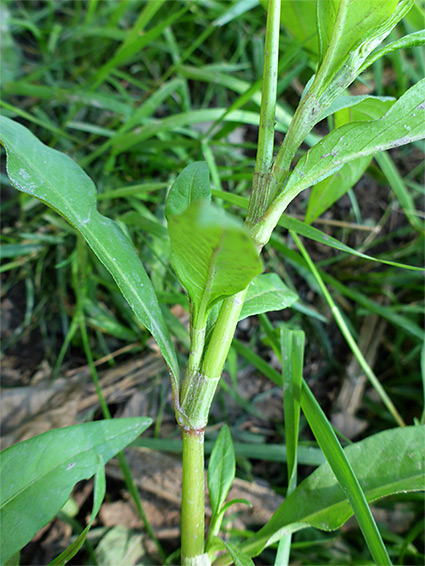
[165,161,211,220]
[273,79,425,216]
[359,29,425,74]
[0,117,179,387]
[168,201,262,327]
[305,95,395,223]
[241,273,298,320]
[0,418,152,563]
[208,425,235,518]
[281,0,414,152]
[315,0,413,102]
[219,426,424,561]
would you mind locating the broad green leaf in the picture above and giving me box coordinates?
[288,0,414,146]
[316,0,412,100]
[305,95,394,223]
[207,272,298,345]
[242,425,425,558]
[0,418,152,563]
[207,425,236,518]
[275,79,425,213]
[241,273,298,320]
[0,117,180,388]
[165,161,211,220]
[319,94,395,124]
[168,201,262,326]
[305,156,371,223]
[49,455,106,566]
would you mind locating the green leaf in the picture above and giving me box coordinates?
[222,541,255,566]
[49,455,106,566]
[319,94,395,124]
[316,0,413,100]
[0,418,152,563]
[299,382,390,565]
[276,79,425,212]
[168,201,262,327]
[213,0,259,27]
[281,329,304,487]
[220,498,252,516]
[165,161,211,220]
[0,117,180,388]
[208,425,236,519]
[359,29,425,73]
[244,425,425,558]
[286,0,415,147]
[241,273,298,320]
[305,156,371,224]
[305,95,393,223]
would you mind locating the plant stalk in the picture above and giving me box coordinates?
[181,429,210,566]
[247,0,281,225]
[179,0,281,561]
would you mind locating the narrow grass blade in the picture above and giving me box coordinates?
[277,328,305,566]
[291,231,406,427]
[211,189,423,271]
[299,381,392,566]
[281,328,304,486]
[375,151,423,232]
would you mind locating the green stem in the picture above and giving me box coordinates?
[181,429,210,566]
[202,289,248,381]
[179,0,281,559]
[247,0,281,225]
[255,0,280,172]
[180,318,206,408]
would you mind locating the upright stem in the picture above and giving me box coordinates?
[202,290,248,381]
[247,0,281,225]
[181,429,210,566]
[179,1,281,562]
[255,0,280,173]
